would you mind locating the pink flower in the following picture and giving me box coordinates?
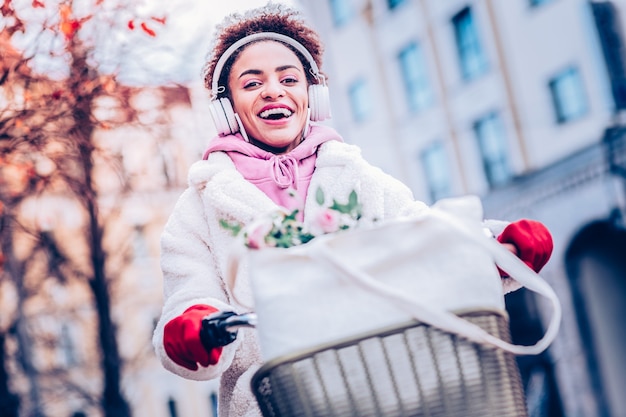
[314,208,341,234]
[245,221,273,249]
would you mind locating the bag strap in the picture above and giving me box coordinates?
[309,209,562,356]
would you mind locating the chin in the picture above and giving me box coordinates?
[263,132,301,146]
[246,133,293,152]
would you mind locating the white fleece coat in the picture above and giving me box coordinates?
[152,140,516,417]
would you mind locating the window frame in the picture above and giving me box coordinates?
[548,66,589,124]
[387,0,406,10]
[348,77,372,123]
[420,141,452,203]
[168,398,178,417]
[329,0,353,27]
[529,0,554,8]
[398,41,434,113]
[472,111,512,188]
[452,6,489,81]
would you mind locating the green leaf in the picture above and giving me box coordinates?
[348,190,358,208]
[300,233,315,244]
[219,219,242,236]
[285,209,299,221]
[330,200,351,214]
[315,187,325,205]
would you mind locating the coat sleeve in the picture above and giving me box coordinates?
[152,186,240,381]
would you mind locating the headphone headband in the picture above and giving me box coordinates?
[211,32,324,99]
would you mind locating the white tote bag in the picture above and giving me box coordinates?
[245,195,562,363]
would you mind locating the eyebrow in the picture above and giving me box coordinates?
[237,65,302,79]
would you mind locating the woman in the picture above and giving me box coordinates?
[152,4,553,417]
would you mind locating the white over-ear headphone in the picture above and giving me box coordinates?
[209,32,332,137]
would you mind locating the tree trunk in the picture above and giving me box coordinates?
[0,332,20,417]
[71,51,131,417]
[79,122,131,417]
[0,219,45,417]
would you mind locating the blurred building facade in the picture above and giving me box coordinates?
[296,0,626,416]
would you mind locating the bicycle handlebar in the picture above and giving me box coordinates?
[219,312,258,332]
[200,312,257,351]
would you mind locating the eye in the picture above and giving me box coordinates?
[281,76,299,85]
[243,80,262,89]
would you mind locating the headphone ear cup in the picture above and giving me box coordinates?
[209,98,240,136]
[219,97,240,134]
[209,99,230,136]
[308,84,320,121]
[319,84,331,120]
[308,84,331,121]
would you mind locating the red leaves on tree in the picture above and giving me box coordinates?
[1,0,45,11]
[59,4,79,39]
[140,22,156,37]
[59,4,92,40]
[100,75,116,94]
[127,16,165,36]
[52,90,63,100]
[60,20,80,39]
[1,0,26,35]
[1,0,12,16]
[60,5,72,24]
[1,158,35,196]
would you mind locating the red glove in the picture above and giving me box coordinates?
[164,304,223,371]
[497,219,554,273]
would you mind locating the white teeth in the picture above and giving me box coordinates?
[259,108,292,118]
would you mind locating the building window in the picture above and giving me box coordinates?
[388,0,406,10]
[452,7,488,81]
[59,324,77,366]
[549,66,588,124]
[421,141,452,202]
[473,112,511,187]
[132,226,149,259]
[529,0,553,7]
[167,398,178,417]
[210,392,219,417]
[348,78,372,122]
[329,0,353,27]
[398,42,433,113]
[591,1,626,110]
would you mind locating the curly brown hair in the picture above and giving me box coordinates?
[202,4,325,98]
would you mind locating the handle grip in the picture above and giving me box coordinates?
[199,311,257,352]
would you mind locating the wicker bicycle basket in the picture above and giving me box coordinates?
[251,309,528,417]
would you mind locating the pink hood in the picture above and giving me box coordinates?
[202,124,343,217]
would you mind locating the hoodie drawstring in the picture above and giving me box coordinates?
[270,155,299,189]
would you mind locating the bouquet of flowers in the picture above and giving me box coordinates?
[220,187,367,249]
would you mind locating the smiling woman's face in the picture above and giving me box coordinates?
[228,40,310,153]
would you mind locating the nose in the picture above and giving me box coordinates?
[261,79,284,99]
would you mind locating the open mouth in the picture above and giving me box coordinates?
[258,107,293,120]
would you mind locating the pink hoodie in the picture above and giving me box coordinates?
[203,125,343,219]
